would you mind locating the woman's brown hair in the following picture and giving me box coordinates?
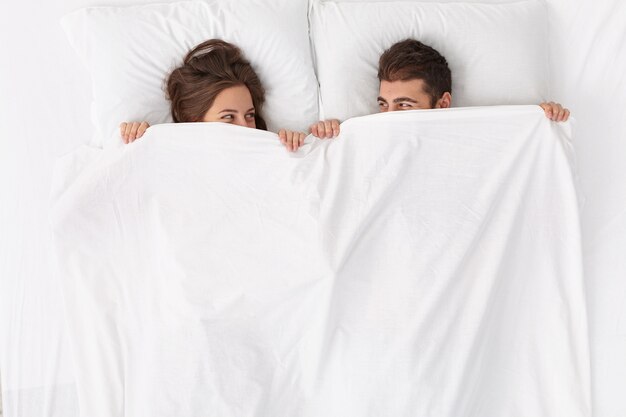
[166,39,267,130]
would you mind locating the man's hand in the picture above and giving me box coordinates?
[278,129,308,152]
[310,119,340,138]
[119,121,150,144]
[539,102,570,122]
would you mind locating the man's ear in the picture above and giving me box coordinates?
[435,92,452,109]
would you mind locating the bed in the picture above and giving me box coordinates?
[0,0,624,416]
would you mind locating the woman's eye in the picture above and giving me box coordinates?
[245,113,255,119]
[221,114,234,120]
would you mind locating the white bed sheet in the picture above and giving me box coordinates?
[50,107,590,417]
[547,1,626,415]
[1,1,625,416]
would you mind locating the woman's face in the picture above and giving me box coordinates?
[202,85,256,128]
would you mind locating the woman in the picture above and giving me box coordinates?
[120,39,306,151]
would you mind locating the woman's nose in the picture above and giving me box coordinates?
[233,117,248,127]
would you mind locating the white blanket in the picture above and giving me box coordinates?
[51,106,590,417]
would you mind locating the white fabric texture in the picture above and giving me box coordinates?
[60,0,319,147]
[50,106,590,417]
[310,0,549,121]
[3,1,625,416]
[545,1,626,414]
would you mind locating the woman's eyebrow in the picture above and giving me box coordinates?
[218,107,255,113]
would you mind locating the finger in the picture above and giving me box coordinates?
[322,120,332,138]
[124,123,134,143]
[119,122,129,143]
[292,133,302,151]
[288,132,297,152]
[125,122,134,140]
[540,102,553,119]
[331,119,340,137]
[552,103,562,121]
[137,121,149,138]
[310,124,319,137]
[553,104,563,120]
[129,122,140,142]
[299,132,305,146]
[278,129,287,144]
[293,133,301,151]
[284,131,292,151]
[555,108,564,122]
[562,109,570,122]
[317,121,326,138]
[126,122,134,143]
[550,102,559,120]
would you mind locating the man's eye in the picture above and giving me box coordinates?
[399,103,412,108]
[378,102,387,107]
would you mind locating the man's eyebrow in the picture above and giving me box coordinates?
[377,96,388,102]
[393,97,418,103]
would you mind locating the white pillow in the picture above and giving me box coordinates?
[310,0,549,121]
[62,0,319,147]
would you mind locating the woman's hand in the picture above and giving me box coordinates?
[278,129,308,152]
[119,121,150,144]
[539,102,570,122]
[310,119,340,138]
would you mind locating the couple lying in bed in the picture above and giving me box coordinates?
[120,38,570,151]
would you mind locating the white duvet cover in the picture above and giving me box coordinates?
[50,106,590,417]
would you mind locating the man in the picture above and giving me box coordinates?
[282,39,569,151]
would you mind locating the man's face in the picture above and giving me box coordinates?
[377,79,451,112]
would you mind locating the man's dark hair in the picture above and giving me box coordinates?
[378,39,452,107]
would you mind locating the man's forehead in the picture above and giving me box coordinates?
[379,79,428,99]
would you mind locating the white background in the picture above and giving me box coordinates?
[1,0,624,416]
